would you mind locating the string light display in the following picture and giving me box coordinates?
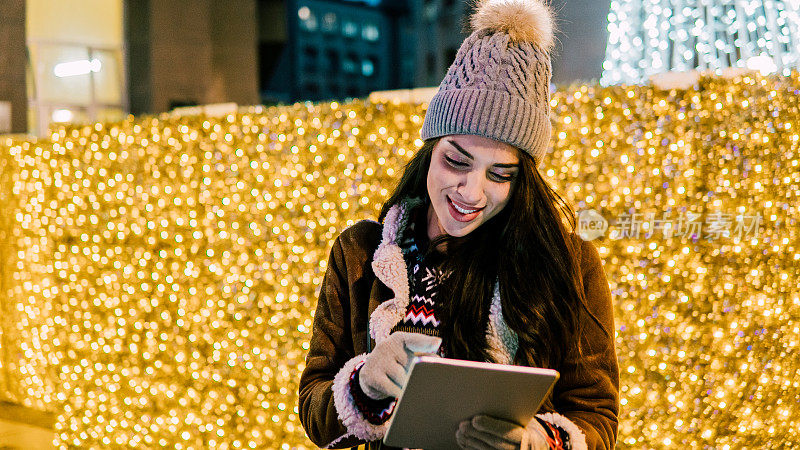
[0,73,799,448]
[602,0,800,84]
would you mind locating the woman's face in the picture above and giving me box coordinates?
[426,135,520,239]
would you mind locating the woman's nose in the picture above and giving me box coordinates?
[457,171,484,204]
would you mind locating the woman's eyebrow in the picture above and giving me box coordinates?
[447,139,473,159]
[447,139,519,169]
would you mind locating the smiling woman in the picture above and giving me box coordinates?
[299,0,619,449]
[426,135,520,239]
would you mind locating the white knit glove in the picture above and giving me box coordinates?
[456,415,550,450]
[358,331,442,400]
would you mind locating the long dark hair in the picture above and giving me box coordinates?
[379,138,588,376]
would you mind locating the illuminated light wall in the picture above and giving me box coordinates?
[0,73,799,448]
[601,0,800,85]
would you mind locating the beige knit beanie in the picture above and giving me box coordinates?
[420,0,555,168]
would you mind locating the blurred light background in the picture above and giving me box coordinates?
[1,0,799,449]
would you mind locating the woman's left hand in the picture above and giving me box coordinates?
[455,415,550,450]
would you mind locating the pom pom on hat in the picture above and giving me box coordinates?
[470,0,555,50]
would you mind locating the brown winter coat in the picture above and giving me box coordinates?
[299,220,619,449]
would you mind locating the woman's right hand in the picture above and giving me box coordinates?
[358,332,442,400]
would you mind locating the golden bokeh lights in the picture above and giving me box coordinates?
[0,73,799,448]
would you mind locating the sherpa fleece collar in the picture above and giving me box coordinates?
[368,198,519,363]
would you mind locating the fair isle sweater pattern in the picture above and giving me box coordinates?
[391,207,443,337]
[391,264,442,334]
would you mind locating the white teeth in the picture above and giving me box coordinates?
[451,200,478,214]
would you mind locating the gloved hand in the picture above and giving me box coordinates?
[358,331,442,400]
[456,415,550,450]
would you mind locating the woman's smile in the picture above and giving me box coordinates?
[446,196,484,222]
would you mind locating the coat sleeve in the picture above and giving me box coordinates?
[298,231,370,449]
[550,238,620,450]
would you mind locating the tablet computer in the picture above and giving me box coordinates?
[383,356,559,449]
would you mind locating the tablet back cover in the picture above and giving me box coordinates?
[383,357,559,449]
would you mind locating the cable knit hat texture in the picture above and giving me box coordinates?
[420,0,555,167]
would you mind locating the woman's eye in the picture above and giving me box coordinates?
[444,156,468,168]
[490,172,514,182]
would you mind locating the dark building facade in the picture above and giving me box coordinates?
[126,0,261,115]
[292,0,394,101]
[258,0,611,104]
[258,0,475,103]
[0,0,27,133]
[260,0,403,103]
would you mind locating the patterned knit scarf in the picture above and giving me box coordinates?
[390,203,445,338]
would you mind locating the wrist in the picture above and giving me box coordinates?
[348,363,397,425]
